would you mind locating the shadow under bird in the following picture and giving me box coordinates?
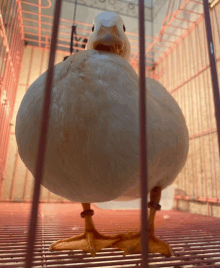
[15,11,189,257]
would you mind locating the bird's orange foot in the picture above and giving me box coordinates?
[113,232,173,257]
[49,229,122,257]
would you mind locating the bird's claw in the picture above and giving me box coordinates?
[123,243,140,257]
[49,231,120,257]
[113,233,173,257]
[90,247,96,258]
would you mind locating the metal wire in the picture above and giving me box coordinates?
[138,0,148,267]
[3,203,220,267]
[202,0,220,157]
[25,0,62,267]
[70,0,77,55]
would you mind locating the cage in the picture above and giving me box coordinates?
[1,0,220,267]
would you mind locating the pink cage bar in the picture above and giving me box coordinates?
[0,0,24,197]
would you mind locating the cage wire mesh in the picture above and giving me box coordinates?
[1,0,220,267]
[2,203,220,268]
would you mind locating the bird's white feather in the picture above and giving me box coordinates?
[86,12,131,61]
[15,49,189,203]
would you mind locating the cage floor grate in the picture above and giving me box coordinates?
[1,203,220,267]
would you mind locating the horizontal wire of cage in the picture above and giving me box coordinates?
[2,203,220,267]
[20,0,154,70]
[19,0,209,70]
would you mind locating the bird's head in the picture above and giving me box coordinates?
[86,12,131,62]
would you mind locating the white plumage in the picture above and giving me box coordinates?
[15,12,189,204]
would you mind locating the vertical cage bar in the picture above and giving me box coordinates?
[38,0,42,47]
[16,0,25,41]
[25,0,62,267]
[138,0,148,267]
[203,0,220,156]
[9,151,19,200]
[23,170,29,201]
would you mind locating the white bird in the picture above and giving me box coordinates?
[15,11,189,257]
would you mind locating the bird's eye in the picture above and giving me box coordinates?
[92,25,95,32]
[123,25,126,32]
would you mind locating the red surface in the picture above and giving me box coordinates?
[1,203,220,230]
[1,204,220,267]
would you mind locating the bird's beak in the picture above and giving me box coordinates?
[93,25,124,55]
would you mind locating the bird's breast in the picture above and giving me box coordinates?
[15,50,188,203]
